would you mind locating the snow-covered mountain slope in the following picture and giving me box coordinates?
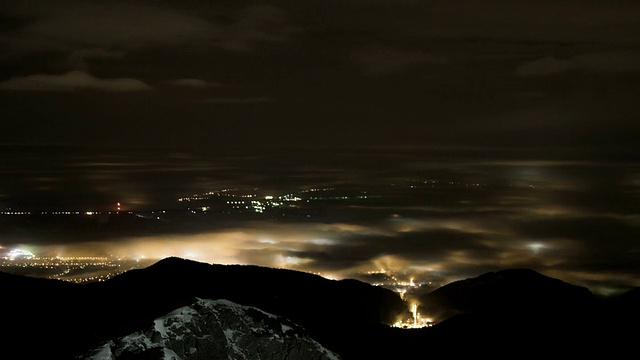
[83,298,341,360]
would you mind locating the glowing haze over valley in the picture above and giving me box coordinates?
[1,148,638,301]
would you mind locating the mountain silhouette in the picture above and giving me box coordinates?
[419,268,595,321]
[2,259,637,359]
[415,268,636,358]
[3,257,406,359]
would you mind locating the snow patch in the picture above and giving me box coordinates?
[154,318,168,337]
[84,298,341,360]
[315,341,342,360]
[207,298,277,319]
[162,306,197,324]
[120,332,153,349]
[223,328,235,341]
[163,348,182,360]
[86,343,113,360]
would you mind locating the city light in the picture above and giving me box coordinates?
[4,248,35,260]
[392,302,434,329]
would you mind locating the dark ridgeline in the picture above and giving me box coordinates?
[419,268,595,320]
[2,257,407,359]
[414,268,638,358]
[2,258,638,359]
[81,257,408,359]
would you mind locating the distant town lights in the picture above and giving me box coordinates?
[392,302,434,329]
[5,248,35,260]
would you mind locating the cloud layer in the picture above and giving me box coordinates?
[0,1,638,151]
[517,53,640,76]
[0,71,151,92]
[1,150,637,297]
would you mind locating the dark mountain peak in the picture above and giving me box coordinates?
[466,267,546,282]
[467,268,584,290]
[146,255,214,271]
[151,255,198,266]
[143,256,321,281]
[616,286,640,303]
[74,257,406,359]
[478,267,542,280]
[601,286,640,323]
[442,267,592,297]
[421,268,594,320]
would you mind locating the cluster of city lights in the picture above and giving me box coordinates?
[0,248,156,283]
[392,303,434,329]
[179,188,306,214]
[1,248,35,260]
[178,189,247,202]
[364,267,436,329]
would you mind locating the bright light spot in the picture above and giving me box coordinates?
[258,238,278,244]
[411,303,418,327]
[527,242,546,254]
[397,288,406,299]
[310,238,335,245]
[320,273,341,280]
[275,254,309,266]
[5,248,35,260]
[392,302,434,329]
[182,251,200,259]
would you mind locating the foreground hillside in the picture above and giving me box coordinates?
[2,257,638,359]
[3,257,406,359]
[83,298,341,360]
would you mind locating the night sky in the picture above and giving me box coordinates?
[1,1,639,151]
[0,1,639,296]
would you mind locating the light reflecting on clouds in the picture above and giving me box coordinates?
[1,151,638,297]
[527,242,545,254]
[21,205,636,297]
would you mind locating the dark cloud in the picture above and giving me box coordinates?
[67,48,126,71]
[1,3,212,55]
[0,1,638,151]
[199,96,272,104]
[352,46,446,76]
[512,216,639,250]
[213,4,298,51]
[171,78,215,88]
[0,70,152,92]
[1,2,296,56]
[297,1,640,44]
[517,52,640,76]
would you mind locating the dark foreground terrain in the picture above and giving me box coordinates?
[3,257,638,359]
